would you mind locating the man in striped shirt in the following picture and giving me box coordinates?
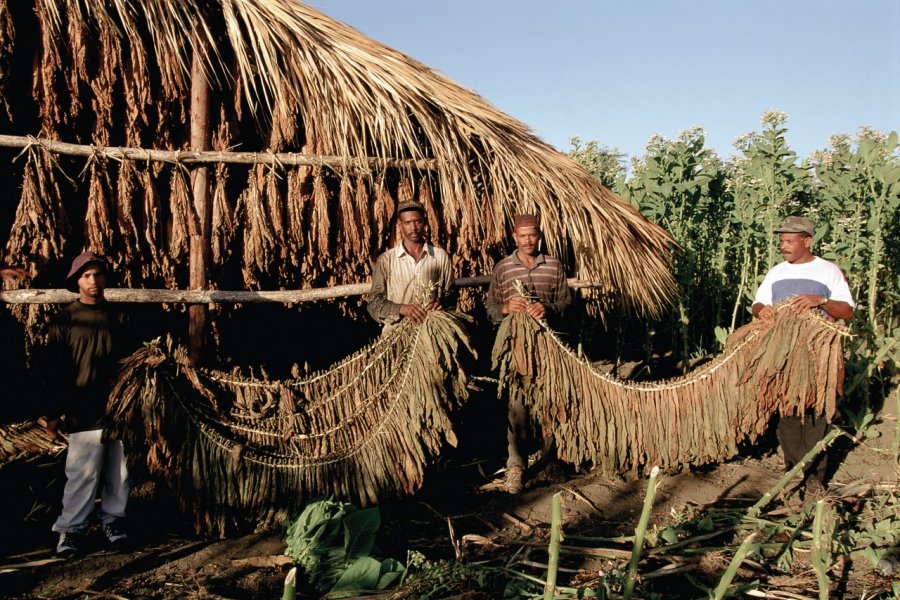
[486,214,571,326]
[366,200,455,331]
[486,213,572,493]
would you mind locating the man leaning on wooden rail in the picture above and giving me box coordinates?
[366,200,456,332]
[486,213,572,494]
[751,215,854,499]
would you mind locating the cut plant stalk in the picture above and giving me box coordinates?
[624,465,660,600]
[893,387,900,465]
[712,530,759,600]
[544,492,563,600]
[812,499,830,600]
[747,427,842,518]
[282,566,296,600]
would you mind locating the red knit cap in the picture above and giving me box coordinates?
[513,213,539,228]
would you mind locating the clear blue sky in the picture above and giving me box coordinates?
[311,0,899,161]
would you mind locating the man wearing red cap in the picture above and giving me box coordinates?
[751,215,854,498]
[41,252,134,556]
[367,200,455,331]
[486,213,572,493]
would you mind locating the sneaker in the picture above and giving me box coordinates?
[56,530,85,557]
[101,521,129,548]
[504,465,524,494]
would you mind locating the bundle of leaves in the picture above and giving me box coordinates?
[284,497,405,597]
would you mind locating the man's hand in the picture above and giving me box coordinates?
[789,294,827,312]
[501,296,529,315]
[40,417,60,441]
[525,302,547,320]
[423,299,442,312]
[755,304,775,321]
[399,303,429,324]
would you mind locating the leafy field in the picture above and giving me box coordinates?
[570,113,898,417]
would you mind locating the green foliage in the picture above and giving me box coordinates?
[283,497,404,597]
[568,136,627,190]
[569,114,898,405]
[397,551,502,598]
[620,126,731,365]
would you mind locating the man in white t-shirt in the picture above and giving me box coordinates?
[752,215,854,496]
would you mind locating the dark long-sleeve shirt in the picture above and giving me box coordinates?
[485,251,572,325]
[43,300,130,432]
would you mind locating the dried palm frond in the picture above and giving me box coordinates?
[14,0,675,314]
[492,307,849,474]
[106,310,477,535]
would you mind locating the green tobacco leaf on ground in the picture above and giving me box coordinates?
[343,507,380,557]
[331,556,382,592]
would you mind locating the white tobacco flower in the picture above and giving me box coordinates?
[760,110,789,128]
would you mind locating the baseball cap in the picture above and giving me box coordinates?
[773,216,815,237]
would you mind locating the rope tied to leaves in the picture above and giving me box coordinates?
[105,310,477,535]
[492,308,849,474]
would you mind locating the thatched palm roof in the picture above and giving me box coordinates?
[0,0,674,315]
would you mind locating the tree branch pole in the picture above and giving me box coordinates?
[0,134,438,171]
[0,278,601,305]
[189,30,211,367]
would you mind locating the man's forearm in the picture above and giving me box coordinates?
[366,294,400,322]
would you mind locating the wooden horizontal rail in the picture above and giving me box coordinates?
[0,277,600,304]
[0,134,438,171]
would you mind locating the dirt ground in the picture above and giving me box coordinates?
[2,395,898,599]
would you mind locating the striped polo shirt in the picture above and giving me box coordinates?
[485,251,572,324]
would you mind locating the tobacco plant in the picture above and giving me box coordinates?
[569,113,899,401]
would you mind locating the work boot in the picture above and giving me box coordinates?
[504,465,524,494]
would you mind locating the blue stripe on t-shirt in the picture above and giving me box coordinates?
[771,279,829,305]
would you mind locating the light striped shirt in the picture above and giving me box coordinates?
[366,242,454,326]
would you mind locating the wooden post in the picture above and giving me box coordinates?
[189,32,211,367]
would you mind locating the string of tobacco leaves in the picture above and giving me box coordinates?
[492,305,850,474]
[105,311,477,536]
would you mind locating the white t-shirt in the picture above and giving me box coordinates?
[753,256,855,307]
